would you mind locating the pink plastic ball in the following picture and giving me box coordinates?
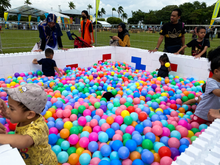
[49,127,58,134]
[115,130,123,136]
[176,99,182,105]
[112,134,122,141]
[70,114,77,122]
[78,116,87,126]
[171,121,178,127]
[63,118,70,123]
[90,119,98,127]
[90,158,101,165]
[133,98,140,105]
[115,108,123,116]
[122,159,132,165]
[115,116,124,125]
[56,110,63,118]
[69,134,79,145]
[125,126,135,134]
[160,156,173,165]
[89,132,98,141]
[153,121,163,127]
[63,109,71,118]
[187,123,192,130]
[83,109,91,116]
[161,127,170,137]
[152,125,163,136]
[101,123,110,132]
[96,109,104,117]
[178,120,188,128]
[168,137,180,148]
[178,127,188,137]
[191,122,199,129]
[79,137,89,148]
[143,127,152,134]
[170,111,178,117]
[120,98,127,104]
[195,132,202,137]
[62,163,70,165]
[93,126,101,133]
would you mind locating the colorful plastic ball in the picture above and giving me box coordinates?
[60,129,70,139]
[57,151,69,163]
[52,145,61,156]
[180,138,190,146]
[98,132,109,143]
[160,156,173,165]
[132,134,143,145]
[142,139,153,150]
[138,112,147,122]
[170,130,181,140]
[90,157,101,165]
[141,149,154,164]
[168,138,180,149]
[179,145,188,153]
[110,159,122,165]
[152,125,163,136]
[79,153,91,165]
[145,132,156,143]
[78,117,87,126]
[165,62,170,68]
[112,140,123,151]
[190,136,198,142]
[79,137,89,148]
[161,127,170,137]
[48,134,58,145]
[132,159,144,165]
[99,160,110,165]
[118,146,130,159]
[100,144,112,157]
[68,153,79,165]
[154,142,165,153]
[158,146,171,158]
[64,121,73,130]
[199,124,208,131]
[125,139,137,152]
[69,134,79,145]
[61,140,70,151]
[110,151,119,160]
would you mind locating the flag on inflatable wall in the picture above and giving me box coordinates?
[210,0,220,27]
[96,0,100,24]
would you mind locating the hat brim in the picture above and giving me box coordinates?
[2,87,20,102]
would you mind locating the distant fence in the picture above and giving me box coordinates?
[1,21,220,54]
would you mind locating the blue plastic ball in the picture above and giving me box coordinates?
[106,128,115,139]
[57,151,68,163]
[170,130,181,140]
[135,124,144,134]
[100,145,112,157]
[132,133,143,145]
[99,160,110,165]
[98,132,109,143]
[110,159,122,165]
[118,146,130,159]
[180,138,190,146]
[199,124,208,131]
[88,141,99,153]
[160,136,169,146]
[179,145,188,153]
[52,145,61,156]
[132,159,144,165]
[110,151,119,160]
[145,132,156,143]
[61,141,70,151]
[125,139,137,152]
[79,153,91,165]
[112,140,123,151]
[48,134,58,145]
[141,149,154,164]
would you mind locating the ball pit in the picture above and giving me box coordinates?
[0,61,208,165]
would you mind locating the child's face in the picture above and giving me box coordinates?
[214,68,220,81]
[6,96,30,124]
[197,29,206,39]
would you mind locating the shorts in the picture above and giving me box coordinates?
[190,114,211,125]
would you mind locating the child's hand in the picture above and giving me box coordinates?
[0,99,9,119]
[174,52,179,55]
[208,109,220,122]
[194,55,201,59]
[156,69,159,71]
[58,73,62,77]
[0,123,6,134]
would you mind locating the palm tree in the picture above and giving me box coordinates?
[117,6,124,18]
[24,0,32,5]
[100,8,106,17]
[0,0,11,9]
[87,4,92,15]
[121,12,128,22]
[94,10,101,18]
[68,1,75,10]
[112,7,116,17]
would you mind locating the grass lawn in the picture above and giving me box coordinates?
[0,29,219,55]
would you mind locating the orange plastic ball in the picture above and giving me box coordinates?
[82,150,92,157]
[54,92,61,98]
[60,129,70,139]
[140,96,145,101]
[155,136,160,142]
[165,79,170,84]
[83,126,92,133]
[153,153,161,162]
[68,153,79,165]
[179,107,185,113]
[117,91,123,96]
[130,151,141,161]
[183,91,189,96]
[49,82,55,88]
[130,121,138,127]
[48,108,56,114]
[106,117,114,125]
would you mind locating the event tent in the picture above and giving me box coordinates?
[214,17,220,22]
[5,5,69,19]
[62,9,81,16]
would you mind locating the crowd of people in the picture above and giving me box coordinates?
[0,8,219,165]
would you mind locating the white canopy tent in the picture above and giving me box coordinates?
[6,5,69,19]
[94,21,111,28]
[214,17,220,22]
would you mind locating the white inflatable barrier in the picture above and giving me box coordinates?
[0,46,210,80]
[172,119,220,165]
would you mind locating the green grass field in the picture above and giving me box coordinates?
[0,29,219,55]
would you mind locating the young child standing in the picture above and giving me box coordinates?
[156,53,171,78]
[190,48,220,124]
[0,84,57,165]
[175,26,210,58]
[33,48,62,77]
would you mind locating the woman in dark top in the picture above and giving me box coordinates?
[34,14,68,52]
[157,53,171,78]
[112,23,130,47]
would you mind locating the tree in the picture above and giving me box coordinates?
[24,0,32,5]
[0,0,11,17]
[88,4,92,15]
[68,1,75,10]
[121,12,127,22]
[117,6,124,18]
[128,10,145,24]
[107,17,122,24]
[112,7,116,17]
[94,10,101,18]
[101,8,106,17]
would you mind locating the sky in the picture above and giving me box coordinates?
[9,0,218,18]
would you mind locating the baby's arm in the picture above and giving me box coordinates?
[32,59,38,64]
[184,98,197,105]
[208,109,220,122]
[174,45,187,54]
[212,89,220,97]
[54,67,62,77]
[0,134,34,149]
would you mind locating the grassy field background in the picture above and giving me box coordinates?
[0,29,219,55]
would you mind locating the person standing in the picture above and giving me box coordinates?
[149,9,185,53]
[34,14,68,52]
[81,10,94,45]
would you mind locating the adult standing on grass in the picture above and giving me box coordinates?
[149,9,185,54]
[34,13,68,52]
[81,10,94,46]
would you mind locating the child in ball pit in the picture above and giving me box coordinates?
[0,83,58,165]
[156,53,171,78]
[191,48,220,124]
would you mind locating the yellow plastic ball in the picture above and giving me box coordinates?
[111,72,114,76]
[135,83,140,87]
[76,147,84,155]
[107,87,111,91]
[10,82,16,86]
[165,62,170,68]
[70,86,75,91]
[175,76,179,79]
[17,77,23,80]
[44,111,52,119]
[8,76,12,79]
[6,84,10,88]
[161,93,167,97]
[178,113,184,118]
[155,108,163,113]
[107,141,111,145]
[151,150,155,154]
[64,121,73,130]
[121,110,130,118]
[187,130,194,138]
[157,77,162,81]
[150,107,154,112]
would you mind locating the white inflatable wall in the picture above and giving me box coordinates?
[0,46,210,80]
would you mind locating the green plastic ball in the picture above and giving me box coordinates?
[191,128,200,134]
[70,127,79,135]
[190,136,198,142]
[188,93,195,99]
[94,102,101,109]
[71,109,78,115]
[122,133,132,141]
[78,105,86,113]
[166,124,176,132]
[142,139,154,150]
[124,116,133,125]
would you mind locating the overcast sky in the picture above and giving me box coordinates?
[10,0,218,18]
